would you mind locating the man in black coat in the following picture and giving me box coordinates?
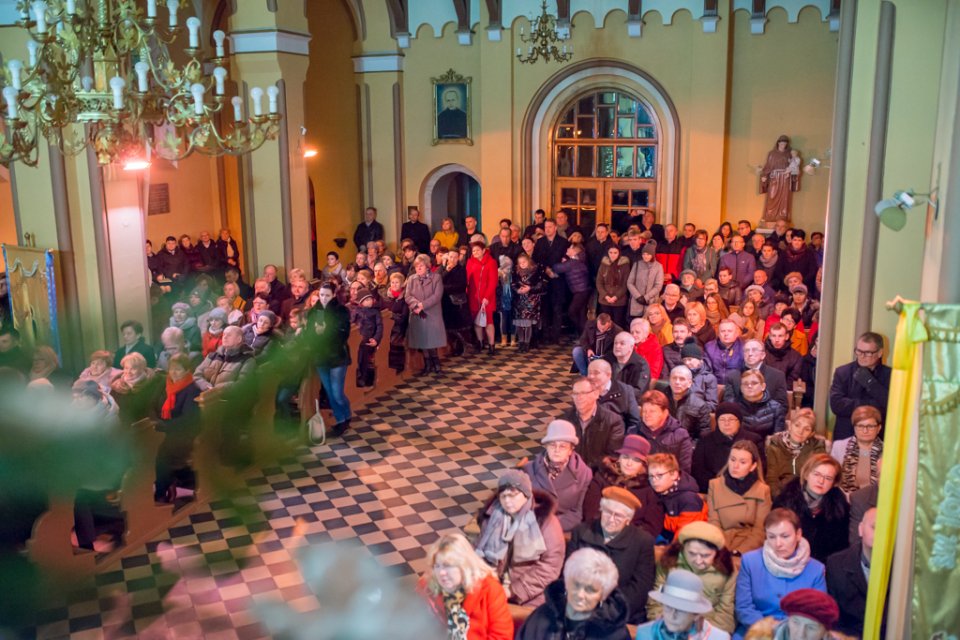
[263,265,291,307]
[691,403,764,492]
[154,235,191,284]
[584,223,615,278]
[560,378,626,470]
[353,206,385,251]
[567,486,656,624]
[589,359,641,433]
[849,457,880,546]
[661,320,692,380]
[532,219,569,342]
[523,209,546,239]
[603,332,651,403]
[195,230,223,274]
[0,325,32,375]
[773,229,819,292]
[829,331,892,441]
[764,323,803,387]
[399,207,431,254]
[827,507,879,638]
[489,227,521,264]
[723,338,789,408]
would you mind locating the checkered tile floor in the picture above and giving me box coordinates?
[15,341,573,639]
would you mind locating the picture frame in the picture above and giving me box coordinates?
[432,69,473,146]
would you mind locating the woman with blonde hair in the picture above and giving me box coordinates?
[704,294,730,331]
[434,217,460,250]
[765,408,826,499]
[773,454,849,562]
[417,532,514,640]
[644,302,674,346]
[685,301,716,348]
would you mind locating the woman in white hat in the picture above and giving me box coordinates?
[522,420,593,532]
[635,569,731,639]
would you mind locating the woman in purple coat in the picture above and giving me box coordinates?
[522,420,593,532]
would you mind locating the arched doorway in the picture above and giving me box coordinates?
[421,164,482,236]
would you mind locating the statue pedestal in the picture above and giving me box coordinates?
[757,219,790,230]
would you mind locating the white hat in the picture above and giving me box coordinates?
[541,420,579,446]
[647,569,713,615]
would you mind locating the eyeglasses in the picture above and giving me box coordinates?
[809,471,836,483]
[854,422,880,430]
[649,471,675,482]
[600,509,631,523]
[855,349,880,357]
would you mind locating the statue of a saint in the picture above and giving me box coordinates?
[759,134,801,222]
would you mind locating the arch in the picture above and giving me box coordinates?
[521,59,681,224]
[341,0,366,40]
[420,163,481,230]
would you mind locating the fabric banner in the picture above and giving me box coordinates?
[0,245,61,360]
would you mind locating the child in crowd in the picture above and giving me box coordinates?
[354,292,383,388]
[497,256,514,347]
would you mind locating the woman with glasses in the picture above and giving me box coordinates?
[828,405,883,496]
[647,453,708,544]
[772,454,850,562]
[418,532,514,640]
[766,408,826,499]
[522,420,593,532]
[735,369,787,440]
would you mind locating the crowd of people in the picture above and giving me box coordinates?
[0,206,891,639]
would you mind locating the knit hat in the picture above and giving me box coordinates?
[715,402,743,422]
[791,284,808,295]
[207,307,228,324]
[257,310,277,325]
[780,589,840,629]
[601,486,641,512]
[642,240,657,257]
[677,521,726,550]
[745,284,765,299]
[681,342,703,360]
[647,569,713,615]
[616,434,651,460]
[357,291,375,304]
[498,469,532,498]
[171,302,190,312]
[680,269,697,280]
[541,420,579,446]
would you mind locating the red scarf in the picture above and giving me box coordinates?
[162,375,194,420]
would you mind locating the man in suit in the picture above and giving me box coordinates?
[827,507,879,638]
[829,331,892,441]
[532,219,569,342]
[437,88,467,138]
[400,207,431,254]
[723,338,789,408]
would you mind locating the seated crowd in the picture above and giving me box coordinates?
[0,210,889,639]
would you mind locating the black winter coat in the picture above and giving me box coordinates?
[155,381,202,465]
[722,363,789,409]
[634,415,694,474]
[691,428,765,493]
[306,300,352,368]
[773,479,850,562]
[737,391,787,440]
[603,352,651,404]
[568,520,656,624]
[582,457,664,539]
[353,220,384,251]
[154,248,190,280]
[440,263,472,330]
[400,220,431,254]
[195,240,222,271]
[578,323,623,357]
[764,339,804,386]
[828,361,892,441]
[598,380,641,433]
[561,406,626,471]
[660,342,684,381]
[826,543,871,638]
[517,580,631,640]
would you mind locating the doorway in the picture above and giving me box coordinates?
[428,170,482,238]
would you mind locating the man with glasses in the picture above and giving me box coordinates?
[559,378,626,470]
[567,486,656,624]
[723,338,788,408]
[829,332,892,440]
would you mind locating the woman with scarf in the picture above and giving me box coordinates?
[170,301,201,352]
[738,300,764,342]
[511,253,545,353]
[521,420,593,533]
[772,454,849,562]
[474,469,564,607]
[383,271,409,373]
[201,308,228,357]
[153,353,202,503]
[649,522,737,634]
[765,409,826,499]
[418,533,514,640]
[644,303,674,347]
[685,302,716,348]
[682,230,719,285]
[828,405,882,496]
[242,309,280,357]
[734,509,827,639]
[440,250,472,356]
[111,352,164,426]
[516,548,630,640]
[710,234,730,262]
[707,441,771,555]
[466,241,499,356]
[76,350,121,393]
[596,244,632,330]
[405,254,447,374]
[704,294,730,332]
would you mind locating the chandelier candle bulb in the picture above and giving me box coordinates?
[267,86,279,114]
[186,17,201,48]
[190,83,205,115]
[3,87,18,119]
[81,75,93,91]
[213,30,226,57]
[7,61,23,91]
[250,87,263,117]
[166,0,178,27]
[231,95,242,122]
[109,75,125,109]
[147,0,157,18]
[32,1,48,33]
[65,0,75,15]
[27,41,38,67]
[134,61,149,92]
[213,67,227,95]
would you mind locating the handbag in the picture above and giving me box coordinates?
[474,308,488,327]
[304,399,326,446]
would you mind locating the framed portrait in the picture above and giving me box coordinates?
[432,69,473,146]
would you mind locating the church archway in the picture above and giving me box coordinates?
[420,164,482,235]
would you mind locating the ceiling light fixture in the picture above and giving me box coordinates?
[516,0,573,65]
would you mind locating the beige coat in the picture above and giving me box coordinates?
[707,476,772,554]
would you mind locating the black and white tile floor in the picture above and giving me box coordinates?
[20,342,572,639]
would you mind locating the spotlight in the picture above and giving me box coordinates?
[122,157,150,171]
[873,189,937,231]
[303,147,318,159]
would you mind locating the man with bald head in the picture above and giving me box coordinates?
[722,338,788,407]
[603,331,651,403]
[558,377,626,470]
[588,358,640,432]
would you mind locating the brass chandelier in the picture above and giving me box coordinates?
[516,0,573,65]
[1,0,282,168]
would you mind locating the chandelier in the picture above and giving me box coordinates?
[516,0,573,65]
[1,0,282,168]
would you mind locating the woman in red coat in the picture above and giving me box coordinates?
[466,241,499,355]
[417,532,514,640]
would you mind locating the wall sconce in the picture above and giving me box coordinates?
[803,149,832,175]
[874,189,938,231]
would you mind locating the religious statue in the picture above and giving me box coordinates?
[759,134,802,222]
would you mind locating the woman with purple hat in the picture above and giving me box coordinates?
[582,434,664,539]
[635,568,731,639]
[522,420,593,532]
[475,469,564,607]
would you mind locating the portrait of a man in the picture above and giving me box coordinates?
[432,69,472,145]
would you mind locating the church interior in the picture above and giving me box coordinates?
[0,0,959,638]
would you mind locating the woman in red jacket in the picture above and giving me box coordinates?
[466,241,499,355]
[418,532,514,640]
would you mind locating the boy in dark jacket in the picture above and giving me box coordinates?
[354,292,383,387]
